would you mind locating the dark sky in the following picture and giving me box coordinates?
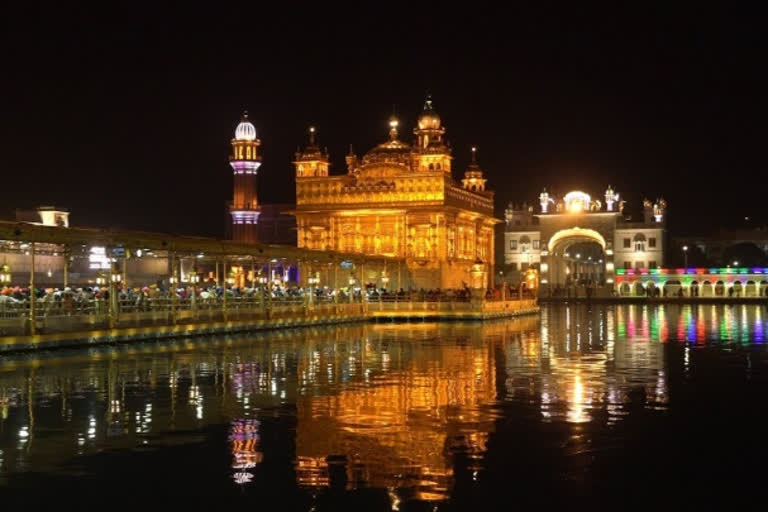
[1,5,765,237]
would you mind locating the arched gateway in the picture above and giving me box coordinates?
[504,187,667,295]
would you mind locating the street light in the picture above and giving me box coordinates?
[682,245,688,268]
[733,260,739,267]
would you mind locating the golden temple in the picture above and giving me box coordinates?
[292,97,500,290]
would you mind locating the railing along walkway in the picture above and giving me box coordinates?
[0,294,539,338]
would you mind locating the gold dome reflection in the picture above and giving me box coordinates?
[293,321,535,501]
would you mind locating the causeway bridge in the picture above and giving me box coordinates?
[0,221,537,352]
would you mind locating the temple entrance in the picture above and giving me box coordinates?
[546,228,608,288]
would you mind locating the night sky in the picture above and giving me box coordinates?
[2,5,765,238]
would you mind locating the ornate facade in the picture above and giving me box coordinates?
[504,187,667,290]
[292,97,500,289]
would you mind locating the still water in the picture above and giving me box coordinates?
[1,304,767,509]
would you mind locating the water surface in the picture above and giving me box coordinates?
[1,304,767,509]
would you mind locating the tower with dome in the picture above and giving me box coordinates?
[291,96,500,290]
[229,112,262,243]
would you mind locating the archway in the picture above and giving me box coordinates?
[690,280,699,297]
[634,281,645,296]
[715,281,725,297]
[732,281,743,297]
[745,281,757,297]
[620,282,631,296]
[633,233,647,252]
[664,280,682,297]
[701,281,713,297]
[546,227,607,288]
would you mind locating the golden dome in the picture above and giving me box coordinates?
[362,115,412,167]
[417,96,441,130]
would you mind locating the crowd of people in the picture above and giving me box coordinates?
[1,281,533,318]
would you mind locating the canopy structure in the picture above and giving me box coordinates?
[0,221,401,265]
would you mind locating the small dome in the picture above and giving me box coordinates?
[417,96,441,130]
[235,112,257,141]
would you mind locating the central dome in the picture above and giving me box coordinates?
[362,139,412,166]
[362,115,412,168]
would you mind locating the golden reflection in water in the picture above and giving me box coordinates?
[293,322,524,501]
[1,306,767,499]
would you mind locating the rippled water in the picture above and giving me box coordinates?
[1,304,768,509]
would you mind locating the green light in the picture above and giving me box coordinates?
[616,269,626,275]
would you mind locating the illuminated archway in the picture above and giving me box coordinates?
[547,227,606,252]
[546,227,608,287]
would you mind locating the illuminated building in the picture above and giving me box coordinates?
[229,112,262,243]
[504,187,667,290]
[292,97,500,289]
[15,206,70,228]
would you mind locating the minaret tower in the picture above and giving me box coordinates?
[412,94,452,172]
[293,126,330,178]
[229,111,262,243]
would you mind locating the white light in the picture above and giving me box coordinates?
[136,249,143,257]
[235,119,257,141]
[89,246,110,269]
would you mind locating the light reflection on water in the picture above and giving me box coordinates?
[0,304,767,505]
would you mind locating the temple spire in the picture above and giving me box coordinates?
[388,115,399,141]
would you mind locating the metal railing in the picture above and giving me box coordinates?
[0,292,537,337]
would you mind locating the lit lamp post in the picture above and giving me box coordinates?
[307,274,319,305]
[109,265,121,328]
[348,275,356,303]
[682,245,688,269]
[190,269,200,315]
[381,271,390,290]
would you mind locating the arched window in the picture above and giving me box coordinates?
[428,163,434,171]
[634,233,646,252]
[519,235,531,253]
